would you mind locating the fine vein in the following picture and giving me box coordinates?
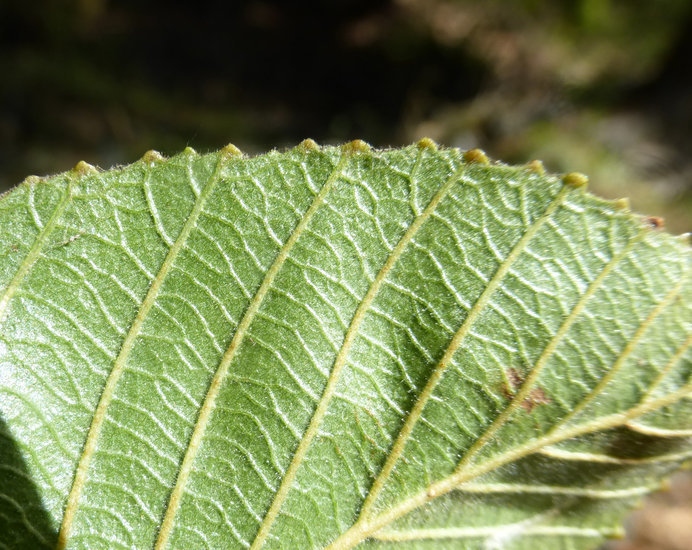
[57,154,228,549]
[355,183,571,522]
[454,230,645,472]
[250,148,462,548]
[154,151,348,549]
[0,178,75,324]
[330,375,692,548]
[552,278,686,430]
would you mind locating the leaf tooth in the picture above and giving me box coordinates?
[416,137,438,151]
[297,138,320,152]
[142,150,166,165]
[21,175,42,186]
[72,161,98,176]
[221,143,243,157]
[182,146,198,156]
[613,197,630,211]
[562,172,589,188]
[342,139,371,155]
[463,148,489,165]
[526,159,545,175]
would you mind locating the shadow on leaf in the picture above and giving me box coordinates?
[0,414,57,549]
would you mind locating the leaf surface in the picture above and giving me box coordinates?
[0,142,690,550]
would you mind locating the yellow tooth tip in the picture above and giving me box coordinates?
[417,137,438,151]
[463,148,489,165]
[526,160,545,175]
[298,139,320,152]
[563,172,588,188]
[73,161,98,175]
[613,198,630,211]
[342,139,371,155]
[142,150,165,164]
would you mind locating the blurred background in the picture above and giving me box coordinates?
[0,0,690,547]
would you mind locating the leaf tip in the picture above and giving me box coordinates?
[142,150,166,165]
[221,143,243,158]
[526,159,545,175]
[562,172,588,188]
[417,137,438,151]
[72,161,98,176]
[297,138,320,152]
[342,139,371,156]
[463,148,489,165]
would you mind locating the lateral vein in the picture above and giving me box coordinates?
[57,154,229,549]
[354,183,572,523]
[333,376,692,548]
[0,178,75,324]
[372,525,623,542]
[454,230,645,473]
[154,151,348,550]
[250,147,460,549]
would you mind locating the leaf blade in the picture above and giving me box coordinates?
[0,144,689,550]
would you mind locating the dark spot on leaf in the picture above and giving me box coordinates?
[644,216,664,229]
[520,387,552,413]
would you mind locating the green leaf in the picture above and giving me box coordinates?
[0,140,690,550]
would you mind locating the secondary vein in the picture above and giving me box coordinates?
[154,150,348,550]
[250,146,461,549]
[328,283,690,548]
[57,153,229,549]
[0,177,75,324]
[353,182,572,524]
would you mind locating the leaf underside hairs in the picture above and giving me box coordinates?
[0,140,689,550]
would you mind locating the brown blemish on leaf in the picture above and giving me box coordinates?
[521,387,552,412]
[503,367,551,413]
[644,216,664,230]
[506,368,523,390]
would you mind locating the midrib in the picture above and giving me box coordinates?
[57,154,229,549]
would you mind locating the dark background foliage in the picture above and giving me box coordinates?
[1,1,691,547]
[1,0,691,232]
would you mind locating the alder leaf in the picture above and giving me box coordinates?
[0,140,690,550]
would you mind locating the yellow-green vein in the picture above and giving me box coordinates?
[353,183,572,524]
[0,178,75,324]
[551,278,686,431]
[154,150,349,550]
[250,146,461,549]
[371,525,624,542]
[640,331,692,403]
[453,230,645,473]
[329,373,692,548]
[56,153,230,549]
